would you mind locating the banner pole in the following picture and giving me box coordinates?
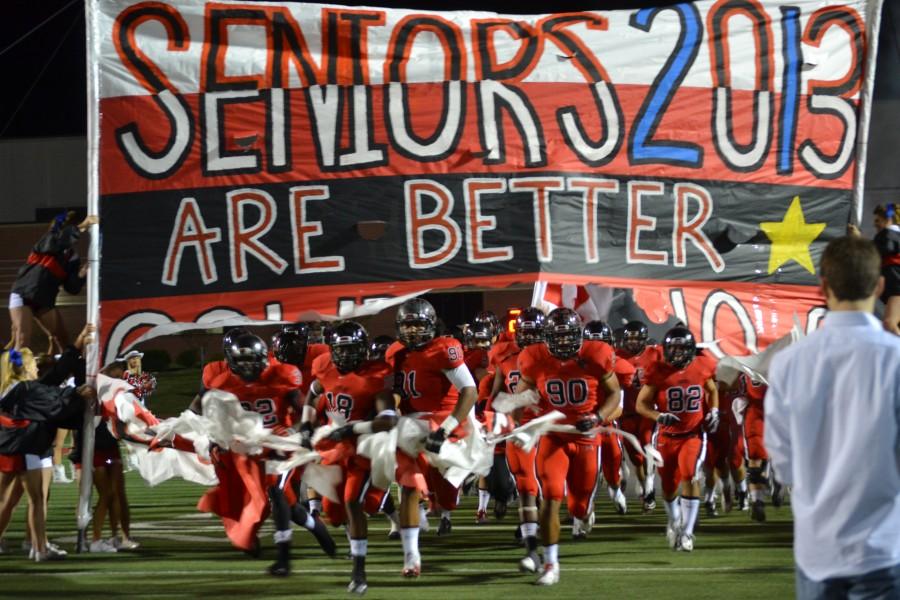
[78,0,101,551]
[852,0,885,226]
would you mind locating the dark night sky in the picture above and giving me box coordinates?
[1,0,685,139]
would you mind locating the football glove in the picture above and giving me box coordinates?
[704,408,720,433]
[656,412,681,426]
[424,428,447,453]
[575,414,599,432]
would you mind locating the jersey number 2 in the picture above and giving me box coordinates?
[241,399,277,427]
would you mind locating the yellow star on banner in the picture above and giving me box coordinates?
[759,196,826,275]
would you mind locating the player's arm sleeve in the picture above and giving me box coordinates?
[442,364,476,392]
[763,355,793,486]
[301,379,323,424]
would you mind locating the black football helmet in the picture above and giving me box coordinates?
[545,308,583,359]
[621,320,649,356]
[368,335,394,362]
[223,327,250,354]
[396,298,438,349]
[469,320,493,350]
[472,310,500,341]
[271,322,310,367]
[583,320,613,344]
[663,326,697,370]
[329,321,369,374]
[515,307,546,348]
[224,332,269,381]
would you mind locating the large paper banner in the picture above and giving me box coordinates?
[88,0,881,360]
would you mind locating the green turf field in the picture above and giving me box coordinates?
[0,369,797,598]
[0,470,795,599]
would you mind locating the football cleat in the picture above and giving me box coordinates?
[402,551,421,578]
[388,521,401,540]
[519,551,541,573]
[572,512,594,539]
[771,481,786,508]
[535,563,560,586]
[643,490,657,513]
[476,510,488,525]
[347,578,368,595]
[494,500,508,520]
[704,499,719,518]
[268,561,291,577]
[437,516,452,536]
[666,525,681,550]
[678,533,695,552]
[613,489,628,515]
[751,500,767,523]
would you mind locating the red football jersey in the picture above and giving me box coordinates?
[311,354,392,422]
[464,347,490,375]
[616,345,661,415]
[645,354,718,435]
[517,340,615,430]
[299,343,330,394]
[734,373,767,407]
[201,360,229,389]
[612,357,637,408]
[477,365,496,404]
[718,370,763,419]
[385,337,466,413]
[205,362,301,428]
[489,340,522,394]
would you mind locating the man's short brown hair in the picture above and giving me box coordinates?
[819,236,881,301]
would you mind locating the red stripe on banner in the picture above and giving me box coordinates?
[98,82,855,196]
[99,271,821,361]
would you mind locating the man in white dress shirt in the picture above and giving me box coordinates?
[766,236,900,599]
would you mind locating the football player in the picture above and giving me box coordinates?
[583,320,632,515]
[301,321,398,594]
[636,326,719,552]
[272,323,330,517]
[703,378,748,516]
[368,335,394,362]
[515,308,621,585]
[736,374,772,521]
[385,298,478,577]
[193,332,336,573]
[485,306,546,572]
[616,320,663,512]
[466,317,497,524]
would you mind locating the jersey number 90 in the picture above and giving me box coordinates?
[545,379,589,406]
